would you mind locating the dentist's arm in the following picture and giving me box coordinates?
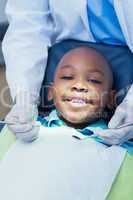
[95,84,133,145]
[2,0,53,142]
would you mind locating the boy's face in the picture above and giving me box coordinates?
[48,48,113,126]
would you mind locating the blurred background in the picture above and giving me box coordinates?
[0,0,12,120]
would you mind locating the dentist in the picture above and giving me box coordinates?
[2,0,133,143]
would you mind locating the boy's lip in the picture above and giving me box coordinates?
[62,96,94,104]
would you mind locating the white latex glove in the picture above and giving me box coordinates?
[5,91,40,142]
[95,84,133,145]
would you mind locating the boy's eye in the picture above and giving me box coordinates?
[61,76,74,80]
[88,79,102,84]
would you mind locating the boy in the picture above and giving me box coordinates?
[39,46,133,151]
[44,46,114,130]
[0,47,133,200]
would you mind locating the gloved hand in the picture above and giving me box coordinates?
[5,90,40,142]
[95,84,133,145]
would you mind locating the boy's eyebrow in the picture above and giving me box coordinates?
[87,69,104,76]
[58,64,106,77]
[59,65,104,75]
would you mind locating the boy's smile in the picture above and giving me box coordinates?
[48,47,114,127]
[62,96,91,107]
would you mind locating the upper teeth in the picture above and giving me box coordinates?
[71,99,86,104]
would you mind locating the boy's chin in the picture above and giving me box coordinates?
[60,114,99,129]
[57,109,103,128]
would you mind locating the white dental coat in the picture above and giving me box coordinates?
[2,0,133,99]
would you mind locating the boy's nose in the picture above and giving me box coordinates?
[71,82,88,92]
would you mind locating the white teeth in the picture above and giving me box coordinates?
[71,99,86,104]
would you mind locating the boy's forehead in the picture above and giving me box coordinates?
[56,47,109,72]
[54,47,113,88]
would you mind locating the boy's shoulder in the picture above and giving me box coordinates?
[38,109,62,127]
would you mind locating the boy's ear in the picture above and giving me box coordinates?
[47,84,54,101]
[106,90,116,110]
